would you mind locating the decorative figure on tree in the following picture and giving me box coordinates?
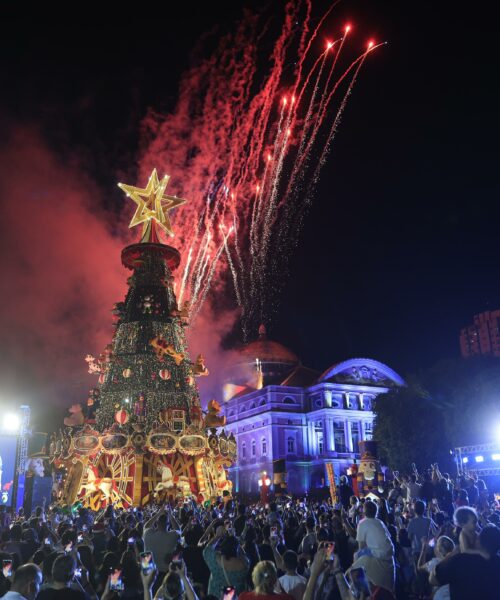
[204,399,226,428]
[63,404,85,428]
[149,336,185,365]
[194,354,209,377]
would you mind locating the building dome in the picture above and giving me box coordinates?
[223,325,300,399]
[238,324,300,365]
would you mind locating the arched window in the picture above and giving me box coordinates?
[287,437,295,453]
[259,399,266,406]
[240,405,246,413]
[261,438,267,455]
[251,439,256,457]
[228,410,235,418]
[241,442,246,458]
[283,397,295,404]
[250,402,256,410]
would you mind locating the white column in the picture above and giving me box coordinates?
[326,419,334,452]
[345,420,353,452]
[324,389,332,407]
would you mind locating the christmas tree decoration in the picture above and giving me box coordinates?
[150,335,185,364]
[159,368,171,380]
[193,354,209,376]
[118,168,186,240]
[53,170,235,508]
[115,409,130,425]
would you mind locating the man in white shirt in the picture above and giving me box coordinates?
[403,475,423,501]
[1,563,42,600]
[278,551,306,600]
[348,500,395,593]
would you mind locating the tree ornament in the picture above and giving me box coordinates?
[98,373,106,384]
[159,369,171,380]
[186,375,195,386]
[122,368,132,378]
[114,409,129,425]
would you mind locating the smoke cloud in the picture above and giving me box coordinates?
[0,125,126,427]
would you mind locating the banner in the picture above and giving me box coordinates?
[325,462,338,505]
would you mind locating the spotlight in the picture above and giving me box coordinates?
[492,454,500,461]
[462,457,469,464]
[475,456,484,463]
[3,413,20,432]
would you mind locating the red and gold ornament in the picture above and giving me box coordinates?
[159,369,171,380]
[122,368,132,378]
[114,409,129,425]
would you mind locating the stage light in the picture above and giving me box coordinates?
[475,456,484,463]
[492,454,500,461]
[3,413,20,432]
[462,457,469,464]
[495,423,500,442]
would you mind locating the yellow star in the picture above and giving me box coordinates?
[118,169,186,240]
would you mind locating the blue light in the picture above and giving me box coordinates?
[462,457,469,464]
[475,456,484,463]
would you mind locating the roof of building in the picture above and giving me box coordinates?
[280,365,321,387]
[319,357,405,387]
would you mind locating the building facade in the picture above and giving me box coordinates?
[460,310,500,358]
[223,348,404,495]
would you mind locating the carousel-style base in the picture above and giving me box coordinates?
[60,449,231,509]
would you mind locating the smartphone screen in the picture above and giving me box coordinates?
[350,567,371,596]
[65,542,73,553]
[325,541,335,560]
[77,534,83,543]
[44,537,51,546]
[223,586,236,600]
[2,560,12,578]
[140,551,154,575]
[110,568,124,591]
[127,536,135,545]
[170,560,182,571]
[74,568,82,578]
[82,524,88,532]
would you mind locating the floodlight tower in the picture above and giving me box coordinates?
[12,406,31,511]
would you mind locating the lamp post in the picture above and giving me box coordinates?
[258,471,271,505]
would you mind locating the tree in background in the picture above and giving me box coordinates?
[373,383,452,472]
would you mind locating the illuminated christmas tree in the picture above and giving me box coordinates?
[51,170,235,508]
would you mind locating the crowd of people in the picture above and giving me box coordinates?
[0,463,499,600]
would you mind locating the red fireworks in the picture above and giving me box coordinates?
[139,1,383,338]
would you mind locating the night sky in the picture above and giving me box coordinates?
[1,1,499,427]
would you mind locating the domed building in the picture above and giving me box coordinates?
[223,329,404,495]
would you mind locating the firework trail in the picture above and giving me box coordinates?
[138,1,382,334]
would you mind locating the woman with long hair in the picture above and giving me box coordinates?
[239,561,293,600]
